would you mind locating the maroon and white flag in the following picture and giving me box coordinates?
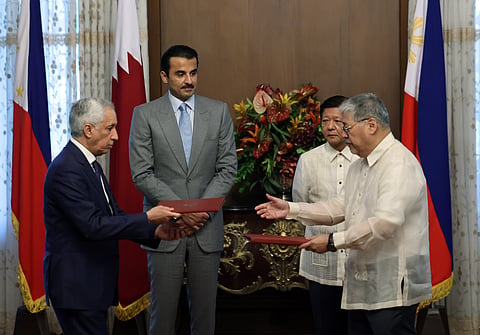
[111,0,149,320]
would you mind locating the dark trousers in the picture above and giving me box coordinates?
[53,307,109,335]
[309,280,348,335]
[348,304,418,335]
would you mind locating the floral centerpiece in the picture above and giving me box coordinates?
[234,83,325,196]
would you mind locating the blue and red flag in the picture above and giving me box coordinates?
[402,0,453,306]
[12,0,50,313]
[111,0,149,320]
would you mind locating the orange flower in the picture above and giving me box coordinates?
[241,124,261,145]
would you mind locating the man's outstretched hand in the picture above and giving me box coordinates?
[254,194,290,219]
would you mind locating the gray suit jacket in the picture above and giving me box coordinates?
[129,94,237,253]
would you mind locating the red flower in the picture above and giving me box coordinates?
[253,135,273,159]
[267,101,292,124]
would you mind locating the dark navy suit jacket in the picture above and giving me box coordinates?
[43,141,158,310]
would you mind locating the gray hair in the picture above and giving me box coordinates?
[69,97,115,138]
[340,93,390,128]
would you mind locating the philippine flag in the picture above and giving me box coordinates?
[110,0,149,320]
[12,0,50,313]
[402,0,453,306]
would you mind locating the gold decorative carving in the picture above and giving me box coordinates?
[220,220,255,276]
[258,219,306,291]
[219,213,307,294]
[218,276,266,295]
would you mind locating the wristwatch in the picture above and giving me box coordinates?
[327,233,337,252]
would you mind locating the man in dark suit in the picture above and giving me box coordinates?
[43,97,194,335]
[129,45,237,335]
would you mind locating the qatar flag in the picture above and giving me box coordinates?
[402,0,453,307]
[110,0,149,320]
[12,0,50,313]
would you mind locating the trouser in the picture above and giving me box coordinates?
[147,236,221,335]
[348,304,419,335]
[308,280,348,335]
[53,307,108,335]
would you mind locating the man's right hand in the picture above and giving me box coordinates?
[146,205,181,224]
[254,193,290,219]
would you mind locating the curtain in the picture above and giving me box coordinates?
[406,0,479,333]
[0,2,22,333]
[77,0,149,171]
[437,0,480,334]
[78,0,114,170]
[0,0,149,333]
[0,0,77,333]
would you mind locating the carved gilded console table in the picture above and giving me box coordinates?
[219,206,308,294]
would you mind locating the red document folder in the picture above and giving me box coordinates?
[244,234,308,246]
[157,197,225,213]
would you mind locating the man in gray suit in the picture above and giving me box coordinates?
[129,44,237,335]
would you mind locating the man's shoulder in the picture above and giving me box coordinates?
[195,95,227,108]
[300,144,327,159]
[135,95,169,112]
[46,142,81,178]
[51,142,76,164]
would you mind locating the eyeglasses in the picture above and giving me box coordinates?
[342,118,370,134]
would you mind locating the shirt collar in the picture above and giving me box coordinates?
[71,138,96,165]
[366,132,395,167]
[168,90,195,112]
[325,142,355,162]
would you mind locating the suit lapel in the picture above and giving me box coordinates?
[102,178,116,215]
[189,98,209,172]
[67,142,114,215]
[95,164,115,215]
[156,97,189,173]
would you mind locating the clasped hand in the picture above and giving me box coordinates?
[151,209,208,241]
[147,205,204,240]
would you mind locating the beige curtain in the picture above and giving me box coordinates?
[441,0,480,334]
[78,0,114,99]
[0,0,149,334]
[1,0,78,333]
[78,0,115,170]
[407,0,480,334]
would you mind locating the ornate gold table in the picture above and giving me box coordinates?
[219,206,308,294]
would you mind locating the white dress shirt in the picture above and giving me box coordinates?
[288,133,431,310]
[292,142,357,286]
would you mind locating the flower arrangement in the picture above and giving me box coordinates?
[234,83,325,195]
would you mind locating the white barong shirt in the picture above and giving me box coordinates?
[288,133,432,310]
[292,142,357,286]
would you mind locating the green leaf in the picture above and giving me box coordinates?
[271,122,289,137]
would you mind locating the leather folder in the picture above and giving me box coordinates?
[244,234,308,246]
[158,197,225,213]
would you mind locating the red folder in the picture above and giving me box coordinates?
[244,234,308,246]
[157,197,225,213]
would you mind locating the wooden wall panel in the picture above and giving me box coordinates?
[147,0,407,136]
